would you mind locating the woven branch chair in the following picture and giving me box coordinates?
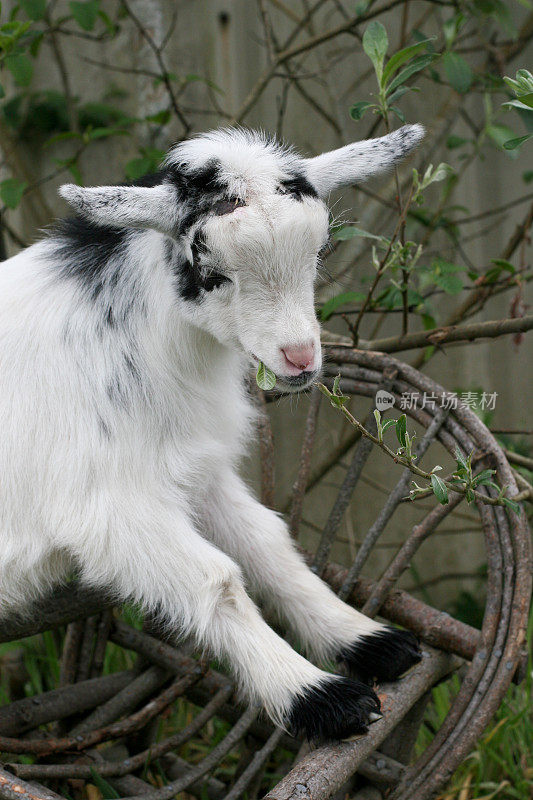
[0,350,530,800]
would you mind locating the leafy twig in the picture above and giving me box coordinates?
[318,378,522,513]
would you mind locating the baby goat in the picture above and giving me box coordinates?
[0,126,424,741]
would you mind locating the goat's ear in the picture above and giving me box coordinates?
[58,183,179,233]
[304,124,425,197]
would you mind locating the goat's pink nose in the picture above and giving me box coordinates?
[281,341,316,373]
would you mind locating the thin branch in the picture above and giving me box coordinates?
[230,0,409,124]
[341,315,533,355]
[289,387,321,538]
[318,383,522,511]
[451,192,533,225]
[338,407,451,599]
[120,0,191,135]
[362,494,464,617]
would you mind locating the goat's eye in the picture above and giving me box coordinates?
[203,271,232,292]
[213,197,246,216]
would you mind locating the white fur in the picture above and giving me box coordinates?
[0,126,422,726]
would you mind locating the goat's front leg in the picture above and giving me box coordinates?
[201,472,421,684]
[74,500,380,741]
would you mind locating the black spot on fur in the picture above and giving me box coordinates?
[337,627,421,684]
[130,171,166,188]
[50,217,128,301]
[167,159,231,234]
[105,373,129,409]
[97,415,111,440]
[166,232,230,302]
[124,353,141,385]
[287,675,380,742]
[279,172,318,200]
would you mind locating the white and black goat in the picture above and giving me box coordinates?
[0,126,424,741]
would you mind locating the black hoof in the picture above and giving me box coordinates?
[337,626,422,684]
[286,675,381,742]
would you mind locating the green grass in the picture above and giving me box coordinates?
[416,611,533,800]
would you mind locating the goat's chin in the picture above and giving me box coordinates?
[275,370,320,394]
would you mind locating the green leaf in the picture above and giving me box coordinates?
[125,156,154,181]
[87,126,130,140]
[390,105,406,123]
[349,101,373,121]
[442,52,473,94]
[502,497,520,513]
[362,21,388,84]
[386,85,411,104]
[5,53,33,86]
[386,54,434,94]
[502,97,533,112]
[436,272,463,295]
[329,375,349,408]
[431,474,449,505]
[66,160,83,184]
[455,446,469,473]
[503,133,533,150]
[486,123,518,150]
[381,418,397,434]
[44,130,83,148]
[522,170,533,183]
[396,414,407,448]
[319,291,366,321]
[69,0,99,31]
[29,29,45,57]
[0,84,4,99]
[382,38,434,86]
[123,147,164,180]
[146,109,171,125]
[19,0,46,20]
[97,9,118,35]
[431,258,464,295]
[256,361,276,391]
[490,258,515,274]
[472,469,496,487]
[0,177,27,209]
[447,134,469,149]
[332,225,382,242]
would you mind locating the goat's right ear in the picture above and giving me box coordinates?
[303,124,425,197]
[59,183,179,233]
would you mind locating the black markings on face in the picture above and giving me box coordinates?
[166,233,230,303]
[278,172,318,200]
[168,159,232,234]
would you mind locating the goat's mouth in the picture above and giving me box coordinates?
[250,353,318,393]
[276,370,319,393]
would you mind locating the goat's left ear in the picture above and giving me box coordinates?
[303,124,425,197]
[59,183,179,233]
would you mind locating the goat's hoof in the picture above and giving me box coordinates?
[337,626,422,684]
[286,675,381,742]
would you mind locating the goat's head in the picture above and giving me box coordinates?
[60,125,424,392]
